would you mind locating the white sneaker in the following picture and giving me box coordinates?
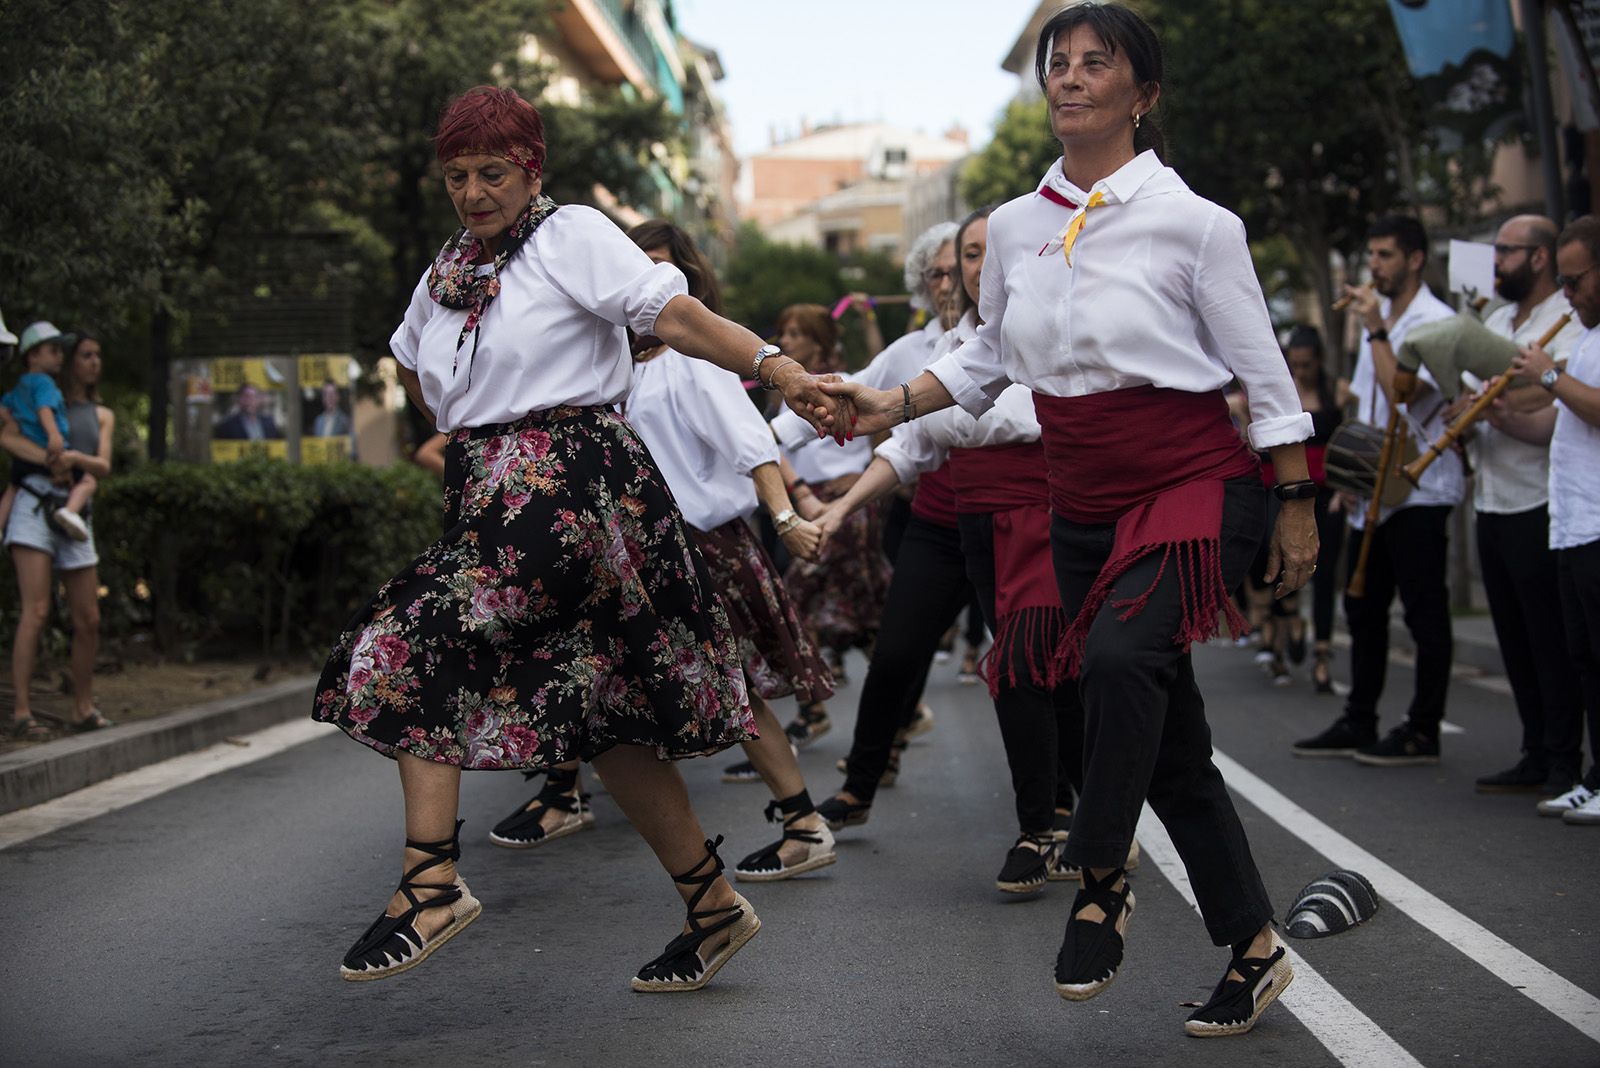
[53,508,90,542]
[1562,791,1600,826]
[1536,783,1593,817]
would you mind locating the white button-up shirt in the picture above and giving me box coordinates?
[878,379,1041,485]
[623,349,779,533]
[1551,324,1600,550]
[1471,292,1580,515]
[927,151,1311,451]
[1347,286,1464,528]
[391,205,687,432]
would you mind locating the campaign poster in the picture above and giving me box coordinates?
[210,357,290,462]
[299,354,357,464]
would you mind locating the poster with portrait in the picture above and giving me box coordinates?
[299,354,358,464]
[210,357,291,462]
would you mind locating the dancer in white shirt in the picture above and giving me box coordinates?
[822,3,1314,1038]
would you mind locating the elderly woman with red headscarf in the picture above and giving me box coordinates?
[314,86,844,990]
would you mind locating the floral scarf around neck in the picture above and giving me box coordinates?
[427,193,559,388]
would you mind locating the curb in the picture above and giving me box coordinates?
[0,674,317,817]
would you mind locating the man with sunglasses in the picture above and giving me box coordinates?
[1295,215,1461,766]
[1466,216,1584,799]
[1495,216,1600,826]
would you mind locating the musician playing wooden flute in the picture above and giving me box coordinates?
[820,1,1314,1040]
[1294,215,1461,766]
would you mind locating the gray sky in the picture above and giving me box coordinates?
[673,0,1038,156]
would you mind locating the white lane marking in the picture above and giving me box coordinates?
[1136,809,1424,1068]
[0,719,335,852]
[1213,750,1600,1046]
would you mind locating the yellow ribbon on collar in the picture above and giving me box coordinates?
[1059,191,1107,267]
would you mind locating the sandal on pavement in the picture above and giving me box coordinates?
[816,793,871,832]
[489,767,593,848]
[72,710,114,733]
[1184,930,1295,1038]
[734,790,837,882]
[721,759,763,784]
[9,716,52,741]
[1054,867,1135,1001]
[340,820,481,981]
[997,832,1059,894]
[784,703,832,748]
[632,836,760,992]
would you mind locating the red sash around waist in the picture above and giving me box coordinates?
[1032,386,1256,676]
[910,462,959,529]
[949,441,1049,513]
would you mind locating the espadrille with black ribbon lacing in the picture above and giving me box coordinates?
[1184,929,1295,1037]
[996,832,1059,894]
[734,790,837,882]
[340,819,481,982]
[1054,867,1135,1000]
[489,767,593,848]
[632,836,761,992]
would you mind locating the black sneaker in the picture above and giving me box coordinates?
[1184,931,1295,1038]
[1353,724,1440,766]
[996,833,1057,894]
[1475,754,1549,794]
[1291,717,1376,758]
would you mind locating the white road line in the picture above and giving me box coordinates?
[0,718,335,852]
[1213,750,1600,1046]
[1136,809,1424,1068]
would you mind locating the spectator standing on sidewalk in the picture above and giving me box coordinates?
[1467,216,1584,797]
[1499,215,1600,826]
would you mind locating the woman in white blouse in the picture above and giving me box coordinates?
[315,86,842,990]
[826,3,1317,1039]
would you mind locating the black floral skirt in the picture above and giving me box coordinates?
[782,487,892,654]
[312,406,754,770]
[690,518,835,706]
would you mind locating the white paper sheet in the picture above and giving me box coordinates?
[1448,239,1496,302]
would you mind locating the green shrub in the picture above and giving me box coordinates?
[1,460,441,658]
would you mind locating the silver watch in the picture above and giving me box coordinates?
[1540,366,1563,392]
[751,344,784,390]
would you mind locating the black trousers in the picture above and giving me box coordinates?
[1311,489,1346,643]
[1557,539,1600,787]
[1478,507,1584,779]
[843,516,971,802]
[958,513,1081,832]
[1050,479,1272,947]
[1343,505,1454,735]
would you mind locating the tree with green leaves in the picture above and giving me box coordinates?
[959,97,1060,209]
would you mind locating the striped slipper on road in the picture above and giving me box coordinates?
[1285,870,1378,939]
[1184,931,1295,1038]
[633,837,760,992]
[341,821,481,982]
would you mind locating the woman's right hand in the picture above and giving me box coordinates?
[813,502,847,544]
[819,380,901,437]
[780,517,823,562]
[774,364,853,442]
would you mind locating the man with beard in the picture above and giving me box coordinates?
[1295,215,1462,765]
[1469,216,1584,797]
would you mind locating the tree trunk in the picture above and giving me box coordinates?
[147,303,172,462]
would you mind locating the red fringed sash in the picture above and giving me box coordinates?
[1032,387,1259,677]
[950,442,1064,695]
[910,462,959,528]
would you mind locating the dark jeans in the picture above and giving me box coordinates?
[1050,478,1272,947]
[1343,505,1454,735]
[958,513,1082,832]
[1479,507,1583,779]
[843,516,971,802]
[963,592,987,649]
[1557,539,1600,787]
[1312,489,1346,643]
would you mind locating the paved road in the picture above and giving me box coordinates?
[3,642,1597,1066]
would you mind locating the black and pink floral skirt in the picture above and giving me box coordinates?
[312,406,755,770]
[690,518,834,707]
[782,487,892,655]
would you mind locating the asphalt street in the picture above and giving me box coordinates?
[3,641,1597,1067]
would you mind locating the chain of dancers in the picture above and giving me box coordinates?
[311,0,1600,1042]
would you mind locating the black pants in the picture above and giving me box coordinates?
[959,513,1081,832]
[843,516,971,802]
[1050,479,1272,947]
[1557,540,1600,787]
[1479,507,1584,779]
[1311,489,1346,643]
[1343,505,1454,736]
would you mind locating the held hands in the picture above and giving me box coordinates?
[813,501,846,544]
[772,362,855,443]
[1264,499,1319,598]
[819,379,901,438]
[779,517,824,562]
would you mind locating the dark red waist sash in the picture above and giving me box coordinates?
[1032,386,1257,676]
[910,462,959,529]
[949,441,1060,695]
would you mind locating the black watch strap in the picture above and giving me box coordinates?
[1273,479,1319,501]
[1367,328,1389,344]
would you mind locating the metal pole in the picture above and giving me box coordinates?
[1520,0,1567,220]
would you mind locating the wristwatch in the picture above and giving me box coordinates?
[772,508,800,534]
[751,344,785,390]
[1272,480,1319,501]
[1540,366,1563,392]
[1366,328,1389,345]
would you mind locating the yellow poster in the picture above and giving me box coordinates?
[211,439,289,463]
[210,358,284,391]
[299,354,353,388]
[300,436,353,465]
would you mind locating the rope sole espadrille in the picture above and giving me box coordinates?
[734,847,836,883]
[630,892,761,992]
[488,808,594,849]
[1055,883,1136,1001]
[1184,935,1295,1038]
[340,879,482,982]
